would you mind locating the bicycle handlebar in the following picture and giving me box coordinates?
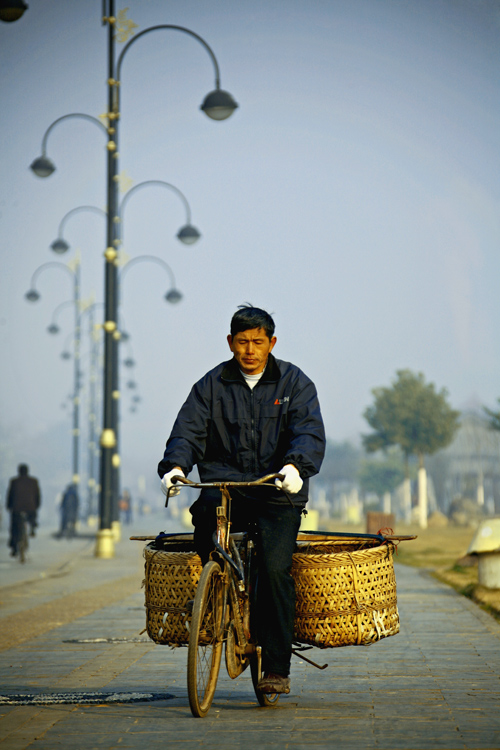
[171,473,285,489]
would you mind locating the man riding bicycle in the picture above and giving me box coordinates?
[158,305,325,695]
[6,464,41,557]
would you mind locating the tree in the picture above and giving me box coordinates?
[362,369,460,527]
[358,455,405,499]
[319,440,362,485]
[484,399,500,432]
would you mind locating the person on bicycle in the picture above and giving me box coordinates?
[158,304,325,695]
[6,464,41,556]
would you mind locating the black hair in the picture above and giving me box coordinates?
[18,464,28,476]
[230,304,275,340]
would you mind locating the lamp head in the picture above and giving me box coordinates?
[126,380,137,389]
[25,289,40,302]
[0,0,28,22]
[61,351,71,360]
[47,324,60,335]
[51,238,70,254]
[177,223,201,245]
[200,89,238,121]
[165,288,183,304]
[30,156,55,178]
[124,357,135,368]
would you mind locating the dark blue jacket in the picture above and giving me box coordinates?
[158,354,325,506]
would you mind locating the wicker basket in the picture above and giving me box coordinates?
[143,536,399,649]
[292,539,399,648]
[143,542,202,646]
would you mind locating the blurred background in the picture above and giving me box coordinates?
[1,0,499,533]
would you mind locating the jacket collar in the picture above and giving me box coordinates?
[221,353,281,384]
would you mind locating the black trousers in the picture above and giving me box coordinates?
[190,492,302,677]
[9,511,27,552]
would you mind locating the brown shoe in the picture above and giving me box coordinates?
[257,673,290,694]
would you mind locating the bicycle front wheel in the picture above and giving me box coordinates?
[250,653,281,707]
[187,560,225,717]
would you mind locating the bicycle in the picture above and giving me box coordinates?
[167,473,288,718]
[133,480,415,718]
[12,511,29,563]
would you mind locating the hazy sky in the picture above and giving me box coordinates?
[1,0,499,495]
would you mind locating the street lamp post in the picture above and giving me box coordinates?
[100,5,237,557]
[25,257,82,498]
[82,303,103,522]
[30,2,238,557]
[57,302,104,523]
[45,177,196,541]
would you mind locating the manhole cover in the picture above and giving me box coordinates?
[62,637,150,644]
[0,691,175,706]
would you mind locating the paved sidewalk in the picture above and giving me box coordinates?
[0,536,499,749]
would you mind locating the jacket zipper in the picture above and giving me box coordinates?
[250,389,256,474]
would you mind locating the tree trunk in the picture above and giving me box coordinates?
[477,468,484,506]
[403,454,412,523]
[418,454,428,529]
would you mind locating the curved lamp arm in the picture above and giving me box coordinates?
[25,261,75,301]
[116,25,221,87]
[120,180,191,223]
[119,180,201,246]
[119,255,182,304]
[59,206,108,237]
[52,205,108,254]
[40,113,107,156]
[30,113,107,177]
[114,25,237,121]
[47,299,76,333]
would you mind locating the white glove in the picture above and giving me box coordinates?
[160,468,185,497]
[275,464,303,494]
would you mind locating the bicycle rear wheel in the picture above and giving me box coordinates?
[187,560,225,717]
[18,516,28,564]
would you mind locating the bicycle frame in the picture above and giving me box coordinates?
[171,474,284,716]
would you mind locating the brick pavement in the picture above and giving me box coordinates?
[0,533,499,749]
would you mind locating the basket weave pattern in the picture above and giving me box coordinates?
[143,545,202,645]
[292,541,399,648]
[143,539,399,649]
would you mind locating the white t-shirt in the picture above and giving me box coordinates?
[240,369,265,390]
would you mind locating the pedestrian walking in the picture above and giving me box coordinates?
[119,488,133,525]
[59,483,79,538]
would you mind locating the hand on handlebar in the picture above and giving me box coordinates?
[275,464,303,494]
[160,467,185,497]
[166,473,285,489]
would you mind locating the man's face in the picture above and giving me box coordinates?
[227,327,277,375]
